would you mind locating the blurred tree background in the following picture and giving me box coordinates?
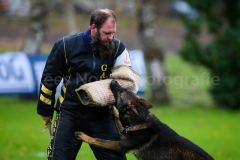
[180,0,240,109]
[136,0,171,103]
[0,0,239,110]
[1,2,240,160]
[22,0,48,54]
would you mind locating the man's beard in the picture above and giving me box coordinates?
[91,31,114,58]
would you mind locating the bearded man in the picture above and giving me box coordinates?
[37,8,138,160]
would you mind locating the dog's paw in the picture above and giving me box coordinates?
[75,131,80,136]
[75,131,89,142]
[75,131,83,140]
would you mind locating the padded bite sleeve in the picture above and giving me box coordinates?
[75,65,140,107]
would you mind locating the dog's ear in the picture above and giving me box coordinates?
[139,98,153,109]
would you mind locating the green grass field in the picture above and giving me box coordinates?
[0,54,239,160]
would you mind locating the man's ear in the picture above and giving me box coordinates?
[90,24,97,35]
[139,98,153,109]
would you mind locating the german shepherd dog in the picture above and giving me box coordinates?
[75,80,214,160]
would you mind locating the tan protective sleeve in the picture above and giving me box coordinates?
[75,65,140,107]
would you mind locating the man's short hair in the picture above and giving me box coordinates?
[90,8,117,29]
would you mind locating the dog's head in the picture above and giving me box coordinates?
[110,80,153,126]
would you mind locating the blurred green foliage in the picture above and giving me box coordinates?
[180,0,240,109]
[165,54,213,107]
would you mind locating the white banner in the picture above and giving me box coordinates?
[129,50,146,94]
[0,52,35,94]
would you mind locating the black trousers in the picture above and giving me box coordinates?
[47,108,126,160]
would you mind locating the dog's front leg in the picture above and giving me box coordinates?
[75,132,125,154]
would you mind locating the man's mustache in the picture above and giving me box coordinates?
[91,34,114,58]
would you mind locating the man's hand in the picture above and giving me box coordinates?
[41,116,52,125]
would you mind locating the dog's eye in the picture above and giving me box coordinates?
[124,106,134,115]
[124,105,131,112]
[123,104,128,109]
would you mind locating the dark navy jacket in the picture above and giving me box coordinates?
[37,28,126,118]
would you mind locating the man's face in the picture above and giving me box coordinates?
[98,17,116,41]
[90,18,116,58]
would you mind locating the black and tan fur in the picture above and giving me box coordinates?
[75,80,214,160]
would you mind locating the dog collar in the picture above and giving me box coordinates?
[124,126,132,134]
